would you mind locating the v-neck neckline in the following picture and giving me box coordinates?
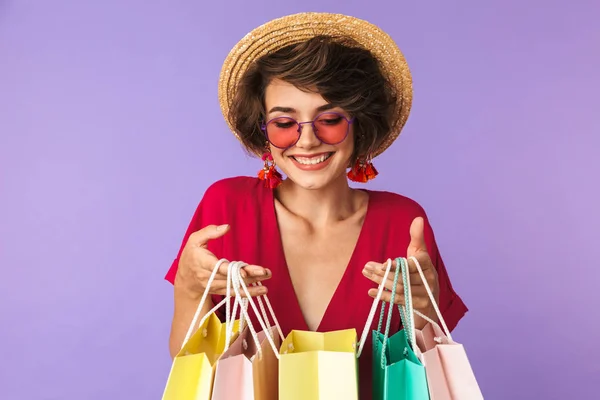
[265,186,376,332]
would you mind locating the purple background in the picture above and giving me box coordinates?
[1,1,598,399]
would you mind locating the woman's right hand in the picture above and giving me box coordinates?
[174,224,271,299]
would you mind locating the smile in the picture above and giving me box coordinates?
[291,152,334,165]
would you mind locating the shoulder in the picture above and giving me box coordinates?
[205,176,262,195]
[202,176,264,203]
[183,176,266,240]
[367,189,427,218]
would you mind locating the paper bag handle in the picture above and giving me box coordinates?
[252,282,285,342]
[224,264,284,344]
[398,257,417,348]
[356,259,393,358]
[409,256,453,341]
[376,257,408,368]
[223,259,248,351]
[181,258,230,349]
[223,261,284,353]
[230,261,282,360]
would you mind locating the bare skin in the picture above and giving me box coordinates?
[275,177,369,331]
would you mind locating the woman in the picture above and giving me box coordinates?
[165,12,468,399]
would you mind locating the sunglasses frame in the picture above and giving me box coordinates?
[260,111,355,149]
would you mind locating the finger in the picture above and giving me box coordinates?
[368,288,404,305]
[362,267,401,293]
[406,285,430,299]
[406,255,437,278]
[208,274,272,291]
[242,265,272,279]
[212,261,271,279]
[366,259,417,275]
[188,224,231,247]
[368,288,430,309]
[363,268,431,297]
[407,217,428,257]
[213,284,268,297]
[366,261,426,281]
[364,261,396,275]
[411,295,431,310]
[364,274,427,299]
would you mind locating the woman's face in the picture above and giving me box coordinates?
[263,79,354,190]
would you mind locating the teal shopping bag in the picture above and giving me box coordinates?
[372,257,430,400]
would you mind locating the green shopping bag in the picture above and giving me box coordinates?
[372,257,430,400]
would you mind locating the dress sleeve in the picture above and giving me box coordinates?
[423,216,469,332]
[164,181,230,285]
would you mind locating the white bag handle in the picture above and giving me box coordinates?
[230,261,282,360]
[181,258,230,348]
[252,282,285,342]
[223,259,248,352]
[409,256,452,341]
[356,259,393,358]
[222,262,284,353]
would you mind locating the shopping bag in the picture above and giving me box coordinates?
[163,313,228,400]
[211,261,282,400]
[371,257,430,400]
[212,326,281,400]
[278,328,359,400]
[162,259,239,400]
[410,256,483,400]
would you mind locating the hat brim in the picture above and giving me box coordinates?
[218,12,413,158]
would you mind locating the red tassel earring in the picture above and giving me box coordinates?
[258,152,283,189]
[347,158,378,183]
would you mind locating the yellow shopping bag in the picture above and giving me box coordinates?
[278,329,359,400]
[161,258,240,400]
[162,314,240,400]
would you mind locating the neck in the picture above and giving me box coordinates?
[274,175,363,227]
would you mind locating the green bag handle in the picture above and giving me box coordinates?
[376,258,401,368]
[375,257,417,368]
[399,257,417,349]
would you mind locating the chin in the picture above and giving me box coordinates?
[283,168,348,190]
[287,174,331,190]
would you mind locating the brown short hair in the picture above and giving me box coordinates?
[229,36,397,162]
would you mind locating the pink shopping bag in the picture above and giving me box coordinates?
[212,326,281,400]
[410,256,484,400]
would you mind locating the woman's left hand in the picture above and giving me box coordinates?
[362,217,439,321]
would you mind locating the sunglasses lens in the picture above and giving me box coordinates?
[266,117,300,148]
[265,113,350,148]
[313,113,349,144]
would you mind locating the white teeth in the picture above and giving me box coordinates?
[294,153,332,165]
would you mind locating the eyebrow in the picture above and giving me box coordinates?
[267,104,336,114]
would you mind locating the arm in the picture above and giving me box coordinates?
[166,226,269,359]
[415,215,468,332]
[165,181,271,358]
[165,182,231,358]
[364,216,468,332]
[167,225,229,358]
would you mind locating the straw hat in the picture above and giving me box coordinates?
[218,12,413,158]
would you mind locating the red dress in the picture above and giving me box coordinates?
[165,176,468,400]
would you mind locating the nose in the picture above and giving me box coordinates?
[295,121,320,149]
